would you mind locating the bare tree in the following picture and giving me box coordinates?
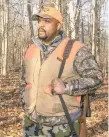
[27,0,34,37]
[75,0,81,40]
[0,0,8,76]
[0,0,108,77]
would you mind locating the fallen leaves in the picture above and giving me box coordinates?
[0,73,108,137]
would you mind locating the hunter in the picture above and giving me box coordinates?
[20,6,103,137]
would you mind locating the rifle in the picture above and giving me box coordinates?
[81,19,91,118]
[78,19,92,137]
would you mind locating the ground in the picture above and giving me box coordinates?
[0,72,108,137]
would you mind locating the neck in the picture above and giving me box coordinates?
[42,32,59,45]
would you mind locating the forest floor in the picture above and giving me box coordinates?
[0,72,108,137]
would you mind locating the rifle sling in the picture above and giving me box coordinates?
[57,39,78,137]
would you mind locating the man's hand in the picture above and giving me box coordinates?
[51,78,65,94]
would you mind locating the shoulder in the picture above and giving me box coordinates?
[73,40,84,49]
[26,44,40,53]
[24,44,40,60]
[75,44,92,58]
[69,40,84,56]
[73,43,95,67]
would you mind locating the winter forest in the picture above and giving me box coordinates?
[0,0,108,137]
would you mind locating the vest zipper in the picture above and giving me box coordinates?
[34,51,43,116]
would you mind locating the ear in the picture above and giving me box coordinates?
[57,23,62,31]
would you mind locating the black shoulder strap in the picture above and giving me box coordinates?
[58,39,78,137]
[58,39,75,78]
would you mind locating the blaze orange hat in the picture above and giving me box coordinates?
[32,7,63,24]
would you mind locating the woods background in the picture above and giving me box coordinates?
[0,0,108,137]
[0,0,108,76]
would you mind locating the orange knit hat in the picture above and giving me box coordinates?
[32,7,63,24]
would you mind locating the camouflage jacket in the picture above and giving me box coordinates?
[20,31,103,126]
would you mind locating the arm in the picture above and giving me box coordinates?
[64,46,103,96]
[19,62,26,110]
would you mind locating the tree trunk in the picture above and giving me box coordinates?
[27,0,34,37]
[67,0,75,38]
[75,0,80,40]
[1,0,8,76]
[92,0,96,56]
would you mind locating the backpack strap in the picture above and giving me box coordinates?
[57,39,78,137]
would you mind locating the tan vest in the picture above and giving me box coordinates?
[23,37,83,117]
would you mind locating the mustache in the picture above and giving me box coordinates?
[38,28,46,32]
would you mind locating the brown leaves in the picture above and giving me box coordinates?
[0,73,23,137]
[0,73,108,137]
[87,84,108,137]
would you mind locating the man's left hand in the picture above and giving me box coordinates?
[51,78,65,94]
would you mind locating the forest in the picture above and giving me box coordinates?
[0,0,108,137]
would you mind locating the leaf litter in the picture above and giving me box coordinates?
[0,73,108,137]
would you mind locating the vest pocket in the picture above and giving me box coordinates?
[52,102,73,113]
[24,85,37,114]
[52,103,64,113]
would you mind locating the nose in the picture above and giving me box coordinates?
[38,20,45,28]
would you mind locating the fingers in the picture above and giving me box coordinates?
[51,78,64,86]
[51,78,65,94]
[44,79,65,96]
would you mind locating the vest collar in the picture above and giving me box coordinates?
[31,31,65,53]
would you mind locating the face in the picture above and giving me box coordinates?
[38,17,60,42]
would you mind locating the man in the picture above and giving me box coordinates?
[20,7,103,137]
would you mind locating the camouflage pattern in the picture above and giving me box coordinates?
[23,116,80,137]
[20,32,103,136]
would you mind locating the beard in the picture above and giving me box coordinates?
[38,28,48,40]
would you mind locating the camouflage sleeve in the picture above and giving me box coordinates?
[64,46,103,96]
[19,62,26,110]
